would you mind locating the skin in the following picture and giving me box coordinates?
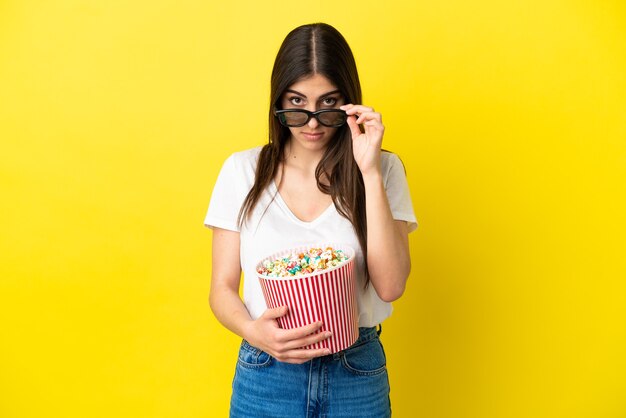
[209,73,411,364]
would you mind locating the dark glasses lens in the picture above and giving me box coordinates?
[317,110,347,127]
[281,111,309,126]
[276,109,347,128]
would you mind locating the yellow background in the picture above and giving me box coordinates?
[1,1,625,417]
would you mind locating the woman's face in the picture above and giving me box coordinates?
[280,73,345,154]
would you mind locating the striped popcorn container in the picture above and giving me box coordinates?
[257,244,359,354]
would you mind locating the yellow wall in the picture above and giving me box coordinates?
[1,1,625,417]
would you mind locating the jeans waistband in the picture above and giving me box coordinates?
[329,325,381,360]
[354,325,381,344]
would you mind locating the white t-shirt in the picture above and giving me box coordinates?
[204,146,417,327]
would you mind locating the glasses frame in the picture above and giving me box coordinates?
[274,108,348,128]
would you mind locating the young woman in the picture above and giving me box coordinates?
[205,23,417,417]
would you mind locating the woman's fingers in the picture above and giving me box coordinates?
[341,104,383,129]
[261,305,289,320]
[275,319,324,342]
[253,307,334,363]
[358,112,382,124]
[353,110,382,125]
[276,320,332,351]
[280,347,333,364]
[341,103,374,115]
[346,114,362,139]
[281,328,332,351]
[272,320,333,362]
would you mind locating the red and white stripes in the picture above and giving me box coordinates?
[259,256,358,354]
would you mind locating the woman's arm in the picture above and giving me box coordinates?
[208,227,255,337]
[341,104,412,302]
[209,227,332,363]
[362,176,411,302]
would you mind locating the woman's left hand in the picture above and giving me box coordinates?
[341,104,384,176]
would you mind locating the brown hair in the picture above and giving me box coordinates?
[238,23,370,284]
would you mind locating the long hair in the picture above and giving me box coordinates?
[237,23,370,284]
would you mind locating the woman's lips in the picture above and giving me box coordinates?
[302,132,323,140]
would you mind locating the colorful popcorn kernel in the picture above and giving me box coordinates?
[258,247,349,277]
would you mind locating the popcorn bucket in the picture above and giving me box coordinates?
[257,244,359,354]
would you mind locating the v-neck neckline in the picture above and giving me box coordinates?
[270,180,335,227]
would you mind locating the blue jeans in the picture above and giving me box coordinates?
[229,326,391,418]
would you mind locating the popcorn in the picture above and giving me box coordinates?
[257,247,349,277]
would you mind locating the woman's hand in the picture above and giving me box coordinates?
[242,306,332,364]
[340,104,384,177]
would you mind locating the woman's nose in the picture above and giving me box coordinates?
[307,112,319,129]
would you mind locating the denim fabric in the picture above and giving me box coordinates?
[230,327,391,418]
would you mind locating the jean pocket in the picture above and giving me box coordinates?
[237,340,273,369]
[340,338,387,376]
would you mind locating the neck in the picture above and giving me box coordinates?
[284,139,325,172]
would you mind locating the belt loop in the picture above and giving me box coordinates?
[377,324,382,336]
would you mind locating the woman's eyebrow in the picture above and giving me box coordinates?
[284,89,306,97]
[284,89,341,98]
[319,89,341,99]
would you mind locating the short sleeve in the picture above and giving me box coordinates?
[383,153,418,233]
[203,154,243,232]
